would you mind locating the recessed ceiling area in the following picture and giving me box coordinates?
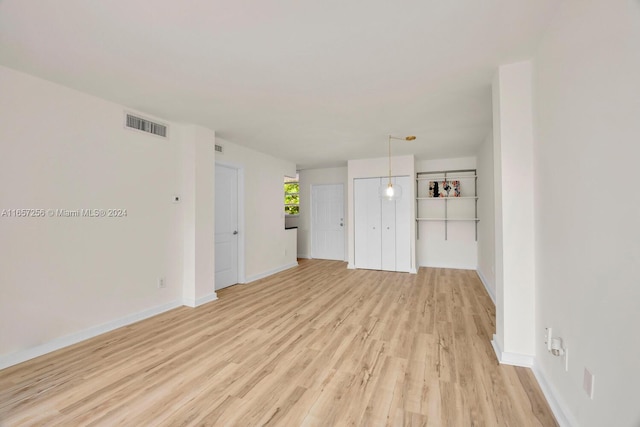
[0,0,556,169]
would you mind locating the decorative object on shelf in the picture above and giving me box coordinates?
[417,169,478,241]
[379,135,416,200]
[428,180,461,198]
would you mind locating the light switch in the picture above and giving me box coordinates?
[583,367,595,399]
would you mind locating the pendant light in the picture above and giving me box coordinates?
[380,135,416,200]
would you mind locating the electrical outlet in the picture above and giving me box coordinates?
[545,327,553,351]
[158,277,166,289]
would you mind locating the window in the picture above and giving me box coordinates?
[284,174,299,215]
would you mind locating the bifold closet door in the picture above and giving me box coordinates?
[354,177,382,270]
[381,176,410,272]
[394,176,411,272]
[354,176,411,272]
[380,178,397,271]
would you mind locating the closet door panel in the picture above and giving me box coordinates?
[364,178,382,269]
[381,178,397,271]
[354,178,381,270]
[354,178,368,268]
[395,176,411,272]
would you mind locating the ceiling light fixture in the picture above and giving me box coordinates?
[381,135,416,200]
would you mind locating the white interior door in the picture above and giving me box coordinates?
[311,184,345,261]
[354,178,382,270]
[394,176,411,272]
[215,164,238,290]
[381,177,397,271]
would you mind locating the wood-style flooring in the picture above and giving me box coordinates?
[0,259,557,426]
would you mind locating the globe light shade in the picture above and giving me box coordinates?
[379,182,402,200]
[386,185,394,198]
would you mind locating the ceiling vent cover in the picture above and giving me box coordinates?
[125,113,167,138]
[215,144,224,153]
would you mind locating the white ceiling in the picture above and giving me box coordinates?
[0,0,556,169]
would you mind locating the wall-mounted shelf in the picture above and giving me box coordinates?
[416,175,477,181]
[417,218,480,221]
[416,169,478,240]
[417,196,478,200]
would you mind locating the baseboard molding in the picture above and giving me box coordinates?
[243,261,298,284]
[492,335,576,426]
[347,263,355,269]
[297,253,311,259]
[476,268,496,305]
[491,334,534,367]
[0,299,183,370]
[418,263,477,270]
[183,292,218,308]
[532,361,578,427]
[409,268,418,274]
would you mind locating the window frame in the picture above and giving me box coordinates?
[284,175,300,216]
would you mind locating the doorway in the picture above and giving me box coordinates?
[215,164,242,290]
[311,184,345,261]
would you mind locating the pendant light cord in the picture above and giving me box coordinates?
[388,135,392,187]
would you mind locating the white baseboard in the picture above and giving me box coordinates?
[491,334,534,367]
[476,268,496,305]
[243,261,298,284]
[532,362,578,427]
[0,300,183,370]
[347,263,355,269]
[183,292,218,308]
[418,262,477,270]
[492,335,576,426]
[297,252,311,259]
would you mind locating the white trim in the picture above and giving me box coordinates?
[297,252,311,259]
[0,300,182,370]
[409,268,418,274]
[491,334,534,367]
[532,362,578,427]
[243,262,298,284]
[182,292,218,308]
[347,263,356,269]
[237,167,246,284]
[476,268,496,305]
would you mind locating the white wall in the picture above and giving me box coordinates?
[347,155,416,272]
[476,132,495,302]
[492,61,536,364]
[415,157,478,270]
[533,2,640,426]
[297,167,348,259]
[181,125,217,307]
[0,65,297,369]
[0,66,184,366]
[214,138,297,282]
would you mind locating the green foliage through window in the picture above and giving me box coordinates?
[284,181,299,215]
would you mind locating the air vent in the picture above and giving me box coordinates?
[125,113,168,138]
[215,144,224,153]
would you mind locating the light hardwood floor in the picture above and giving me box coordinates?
[0,260,557,426]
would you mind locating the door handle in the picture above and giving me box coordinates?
[233,230,238,235]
